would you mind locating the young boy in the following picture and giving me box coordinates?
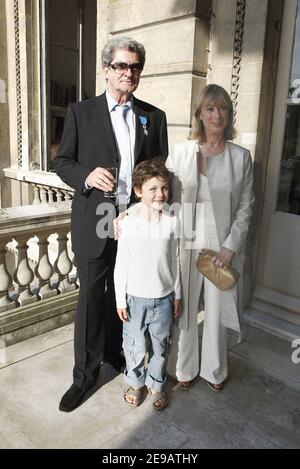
[114,159,182,410]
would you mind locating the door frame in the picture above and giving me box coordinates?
[256,0,299,283]
[246,0,300,340]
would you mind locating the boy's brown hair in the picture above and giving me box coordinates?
[132,158,171,196]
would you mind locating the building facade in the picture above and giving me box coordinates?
[0,0,299,345]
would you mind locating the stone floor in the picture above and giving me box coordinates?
[0,323,299,449]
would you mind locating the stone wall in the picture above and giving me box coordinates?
[96,0,211,148]
[208,0,269,158]
[208,0,274,309]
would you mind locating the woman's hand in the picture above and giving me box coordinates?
[113,211,127,240]
[117,308,128,322]
[174,299,182,319]
[212,247,235,269]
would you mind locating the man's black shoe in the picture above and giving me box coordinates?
[59,382,96,412]
[106,354,126,373]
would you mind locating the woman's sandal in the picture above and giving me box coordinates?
[207,381,225,393]
[148,388,168,411]
[123,386,143,407]
[178,379,195,390]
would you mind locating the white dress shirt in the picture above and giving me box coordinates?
[106,91,136,204]
[114,211,181,309]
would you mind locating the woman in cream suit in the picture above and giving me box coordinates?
[167,84,254,391]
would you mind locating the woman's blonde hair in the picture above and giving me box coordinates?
[190,84,236,142]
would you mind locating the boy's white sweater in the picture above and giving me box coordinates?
[114,211,181,309]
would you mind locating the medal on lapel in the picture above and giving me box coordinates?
[139,115,149,136]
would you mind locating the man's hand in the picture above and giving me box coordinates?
[212,247,235,269]
[117,308,128,322]
[113,211,128,240]
[86,167,115,192]
[174,299,182,319]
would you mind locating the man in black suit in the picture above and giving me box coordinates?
[54,37,168,412]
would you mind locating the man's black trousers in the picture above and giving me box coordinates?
[73,238,122,387]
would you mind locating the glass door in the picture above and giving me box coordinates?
[277,1,300,215]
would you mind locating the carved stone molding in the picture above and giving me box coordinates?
[14,0,22,167]
[231,0,246,122]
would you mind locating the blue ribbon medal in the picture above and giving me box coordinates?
[139,116,148,135]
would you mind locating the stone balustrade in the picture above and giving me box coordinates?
[3,167,74,204]
[0,201,77,314]
[32,184,73,204]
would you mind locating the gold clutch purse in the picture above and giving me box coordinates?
[196,249,239,291]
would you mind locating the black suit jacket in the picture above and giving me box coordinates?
[53,92,168,258]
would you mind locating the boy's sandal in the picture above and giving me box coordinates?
[123,386,143,407]
[178,379,195,390]
[207,381,225,393]
[148,389,168,411]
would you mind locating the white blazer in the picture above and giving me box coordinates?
[166,140,254,332]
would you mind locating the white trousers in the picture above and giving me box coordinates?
[168,237,228,385]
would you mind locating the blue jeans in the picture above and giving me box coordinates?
[123,293,174,392]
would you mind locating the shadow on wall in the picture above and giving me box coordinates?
[170,0,273,55]
[169,0,213,23]
[243,160,264,308]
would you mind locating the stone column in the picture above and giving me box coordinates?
[13,235,37,305]
[48,188,55,204]
[54,228,75,294]
[56,190,64,202]
[40,185,48,204]
[0,0,11,209]
[62,190,72,201]
[0,239,15,312]
[32,184,41,204]
[35,232,57,299]
[4,0,41,207]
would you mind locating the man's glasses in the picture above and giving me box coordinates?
[108,62,143,74]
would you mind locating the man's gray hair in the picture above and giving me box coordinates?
[101,37,146,69]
